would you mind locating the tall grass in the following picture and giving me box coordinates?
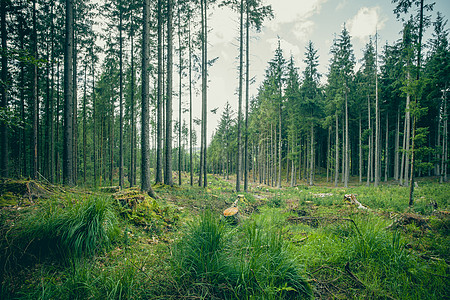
[172,210,233,297]
[298,214,450,299]
[13,194,120,261]
[172,210,312,299]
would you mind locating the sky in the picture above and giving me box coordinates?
[190,0,450,144]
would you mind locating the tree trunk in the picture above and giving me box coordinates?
[33,0,39,180]
[203,0,208,188]
[129,7,135,187]
[244,0,249,191]
[367,94,371,186]
[178,3,182,186]
[92,51,97,186]
[359,114,362,183]
[0,0,8,177]
[394,107,400,181]
[404,72,411,187]
[119,0,124,188]
[374,36,380,187]
[384,111,389,182]
[309,124,314,186]
[83,63,87,184]
[156,0,163,184]
[345,90,349,187]
[188,17,193,186]
[236,0,244,192]
[335,112,339,187]
[441,90,448,183]
[63,0,74,185]
[142,0,157,198]
[409,0,425,206]
[164,0,174,186]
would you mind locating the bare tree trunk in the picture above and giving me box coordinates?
[63,0,74,185]
[244,0,249,191]
[367,95,371,186]
[141,0,157,198]
[156,0,163,184]
[441,89,448,183]
[327,126,331,183]
[83,63,87,184]
[394,107,400,181]
[188,17,193,186]
[309,124,314,186]
[165,0,173,186]
[359,114,362,183]
[278,99,282,188]
[92,52,97,186]
[374,35,380,187]
[335,112,339,187]
[118,0,124,188]
[202,0,208,187]
[178,3,182,186]
[404,72,411,186]
[384,111,389,182]
[129,7,135,187]
[344,91,349,187]
[0,0,8,177]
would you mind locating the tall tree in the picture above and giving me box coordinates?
[156,0,163,184]
[165,0,173,186]
[141,0,157,197]
[0,0,8,177]
[63,0,74,185]
[236,0,244,192]
[393,0,434,205]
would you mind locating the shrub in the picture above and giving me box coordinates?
[15,194,120,261]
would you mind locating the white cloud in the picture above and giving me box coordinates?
[347,7,387,42]
[209,7,238,45]
[293,20,315,40]
[336,0,348,11]
[266,0,328,33]
[266,37,301,58]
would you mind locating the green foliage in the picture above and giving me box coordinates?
[172,209,312,299]
[172,210,232,297]
[8,194,120,262]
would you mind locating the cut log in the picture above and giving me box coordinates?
[344,194,367,210]
[224,206,238,217]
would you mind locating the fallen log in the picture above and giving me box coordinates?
[344,194,368,210]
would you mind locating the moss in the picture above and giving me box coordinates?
[0,192,19,207]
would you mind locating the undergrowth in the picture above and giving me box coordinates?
[172,210,312,299]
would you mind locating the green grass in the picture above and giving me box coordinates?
[172,210,312,299]
[1,177,449,299]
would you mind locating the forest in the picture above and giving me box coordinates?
[0,0,449,299]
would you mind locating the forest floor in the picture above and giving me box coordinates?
[0,175,449,299]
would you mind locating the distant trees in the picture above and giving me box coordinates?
[0,0,448,206]
[208,10,449,196]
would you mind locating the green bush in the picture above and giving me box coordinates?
[15,194,120,261]
[172,210,312,299]
[172,210,232,297]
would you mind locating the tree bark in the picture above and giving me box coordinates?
[141,0,157,198]
[178,3,182,186]
[119,0,124,188]
[156,0,163,184]
[165,0,173,186]
[63,0,74,185]
[0,0,8,177]
[188,16,193,186]
[244,0,249,191]
[236,0,244,192]
[335,112,339,187]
